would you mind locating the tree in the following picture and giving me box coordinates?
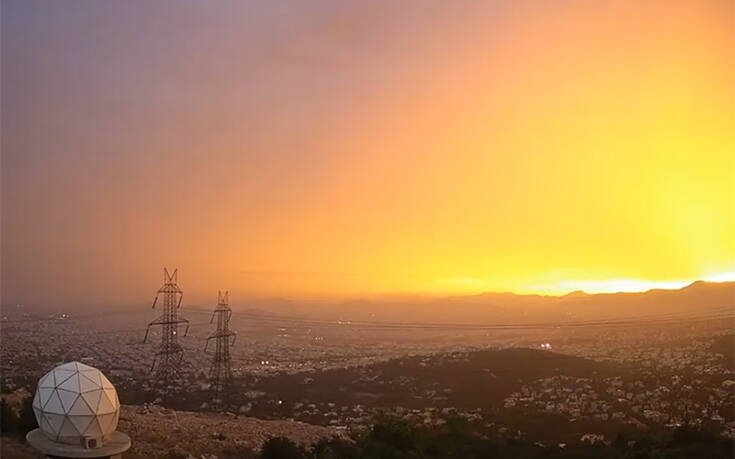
[671,425,714,446]
[368,418,416,452]
[1,398,18,434]
[261,437,307,459]
[17,395,37,436]
[613,432,628,449]
[313,437,359,459]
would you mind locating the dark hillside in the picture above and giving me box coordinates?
[253,348,625,410]
[710,334,734,369]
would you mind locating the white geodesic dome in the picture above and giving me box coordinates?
[32,362,120,447]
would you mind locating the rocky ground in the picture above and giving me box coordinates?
[1,404,346,459]
[0,438,37,459]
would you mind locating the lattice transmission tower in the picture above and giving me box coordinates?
[205,291,236,405]
[144,268,190,383]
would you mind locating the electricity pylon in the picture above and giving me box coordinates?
[205,290,236,406]
[144,268,190,383]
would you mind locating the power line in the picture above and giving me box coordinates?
[2,310,731,337]
[181,306,733,331]
[0,322,214,338]
[4,303,730,328]
[0,307,151,324]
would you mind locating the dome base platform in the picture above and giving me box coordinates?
[26,429,131,459]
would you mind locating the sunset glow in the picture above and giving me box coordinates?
[2,0,733,306]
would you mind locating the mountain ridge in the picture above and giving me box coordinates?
[230,280,733,324]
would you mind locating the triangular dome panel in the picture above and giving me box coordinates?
[104,387,118,405]
[76,362,96,371]
[81,389,102,411]
[78,373,99,393]
[99,374,114,390]
[97,412,116,434]
[58,417,80,437]
[38,372,55,388]
[55,362,78,372]
[68,414,94,435]
[56,388,78,412]
[68,394,93,415]
[97,391,116,414]
[58,374,81,393]
[32,406,42,423]
[79,370,102,387]
[38,387,54,408]
[44,412,65,437]
[43,390,65,414]
[84,416,103,437]
[39,413,54,435]
[52,369,75,386]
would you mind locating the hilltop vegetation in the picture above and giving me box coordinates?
[259,417,734,459]
[248,348,624,414]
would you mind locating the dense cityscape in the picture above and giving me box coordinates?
[1,282,733,457]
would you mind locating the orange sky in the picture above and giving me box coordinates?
[2,0,733,306]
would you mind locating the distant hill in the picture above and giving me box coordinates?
[244,281,734,324]
[551,280,735,320]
